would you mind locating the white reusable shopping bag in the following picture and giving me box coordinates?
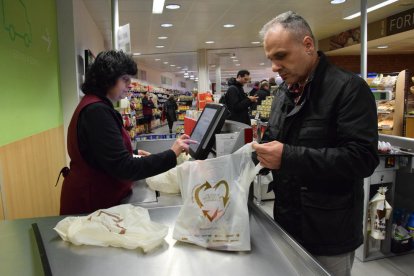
[173,142,261,251]
[54,204,168,253]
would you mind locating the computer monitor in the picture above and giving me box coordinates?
[189,103,228,160]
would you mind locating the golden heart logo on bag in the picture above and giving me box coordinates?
[193,180,230,222]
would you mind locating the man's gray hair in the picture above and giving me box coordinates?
[259,11,315,42]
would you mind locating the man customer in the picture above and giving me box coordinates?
[253,11,379,276]
[225,70,258,125]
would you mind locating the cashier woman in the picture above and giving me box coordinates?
[253,12,379,276]
[60,50,195,215]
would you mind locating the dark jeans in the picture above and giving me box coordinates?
[167,119,174,132]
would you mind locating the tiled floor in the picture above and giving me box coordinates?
[260,200,414,276]
[152,124,414,275]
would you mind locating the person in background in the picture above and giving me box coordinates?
[253,11,379,276]
[268,76,278,96]
[164,95,178,134]
[225,70,258,125]
[249,81,260,96]
[142,92,154,133]
[269,77,276,87]
[191,92,198,109]
[60,50,196,215]
[256,81,270,106]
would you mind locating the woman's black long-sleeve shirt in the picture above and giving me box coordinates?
[77,96,176,181]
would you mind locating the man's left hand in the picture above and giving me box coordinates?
[252,141,284,170]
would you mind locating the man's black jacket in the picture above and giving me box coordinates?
[262,52,379,255]
[225,79,252,126]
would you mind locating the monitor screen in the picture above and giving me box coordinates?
[189,104,228,160]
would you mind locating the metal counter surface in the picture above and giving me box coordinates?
[32,203,329,276]
[0,217,45,275]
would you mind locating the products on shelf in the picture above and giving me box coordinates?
[391,209,414,253]
[252,96,274,120]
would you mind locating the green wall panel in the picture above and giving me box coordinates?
[0,0,62,146]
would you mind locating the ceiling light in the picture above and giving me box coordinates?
[184,75,189,79]
[158,36,168,39]
[133,53,141,56]
[223,24,235,28]
[170,64,176,67]
[176,66,181,69]
[155,58,161,61]
[235,64,240,66]
[344,0,398,20]
[166,4,181,9]
[156,45,165,48]
[251,41,261,44]
[205,41,215,44]
[377,45,389,49]
[259,63,265,65]
[233,59,239,62]
[163,61,169,64]
[161,23,173,28]
[230,56,236,59]
[152,0,165,14]
[331,0,346,4]
[211,65,216,67]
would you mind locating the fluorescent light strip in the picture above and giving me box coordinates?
[166,4,180,10]
[344,0,398,20]
[152,0,165,14]
[331,0,346,4]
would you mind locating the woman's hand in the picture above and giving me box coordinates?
[171,134,198,157]
[137,150,151,156]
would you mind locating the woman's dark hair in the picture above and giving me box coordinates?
[81,50,137,96]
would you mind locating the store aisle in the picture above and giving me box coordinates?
[260,201,414,276]
[136,121,183,136]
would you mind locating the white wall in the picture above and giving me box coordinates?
[57,0,106,164]
[73,0,105,64]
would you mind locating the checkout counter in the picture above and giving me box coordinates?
[0,104,330,276]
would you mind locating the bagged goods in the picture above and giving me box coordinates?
[368,187,392,240]
[173,143,261,251]
[54,204,168,252]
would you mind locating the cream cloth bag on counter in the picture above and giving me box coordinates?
[173,142,261,251]
[54,204,168,252]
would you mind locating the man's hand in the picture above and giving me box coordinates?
[252,141,284,170]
